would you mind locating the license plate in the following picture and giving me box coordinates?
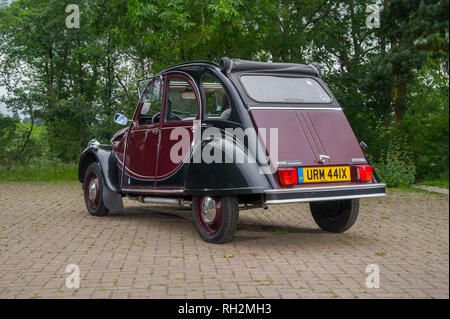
[298,166,351,183]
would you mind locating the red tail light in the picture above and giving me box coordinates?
[356,165,373,182]
[278,168,298,185]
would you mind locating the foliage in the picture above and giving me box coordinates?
[0,114,49,167]
[372,138,416,188]
[0,161,77,181]
[0,0,448,183]
[397,59,449,180]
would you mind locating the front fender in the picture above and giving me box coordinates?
[78,145,120,192]
[78,144,123,212]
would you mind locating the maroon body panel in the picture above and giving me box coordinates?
[114,72,199,190]
[124,125,159,181]
[155,73,199,187]
[249,108,367,167]
[157,122,194,185]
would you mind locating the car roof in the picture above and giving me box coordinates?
[218,57,320,77]
[156,58,320,77]
[156,60,220,75]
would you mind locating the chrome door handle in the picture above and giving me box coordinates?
[151,128,159,135]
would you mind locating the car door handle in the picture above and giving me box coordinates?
[151,128,159,135]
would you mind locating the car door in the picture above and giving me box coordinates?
[122,76,164,190]
[155,73,200,190]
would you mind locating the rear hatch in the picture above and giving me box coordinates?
[249,108,368,184]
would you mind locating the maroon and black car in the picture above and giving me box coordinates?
[78,58,386,244]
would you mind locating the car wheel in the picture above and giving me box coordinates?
[309,199,359,233]
[83,162,109,217]
[192,196,238,243]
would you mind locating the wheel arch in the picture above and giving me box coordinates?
[184,135,270,197]
[79,147,121,192]
[79,148,124,212]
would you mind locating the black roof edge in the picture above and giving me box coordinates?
[219,57,321,77]
[152,58,321,77]
[156,60,220,75]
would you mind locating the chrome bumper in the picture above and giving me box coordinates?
[265,183,386,204]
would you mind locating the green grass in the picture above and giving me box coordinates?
[0,163,78,182]
[417,178,449,189]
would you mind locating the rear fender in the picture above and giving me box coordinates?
[184,135,270,196]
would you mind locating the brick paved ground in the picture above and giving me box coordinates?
[0,182,448,299]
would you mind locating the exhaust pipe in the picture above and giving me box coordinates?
[127,195,191,207]
[140,196,180,205]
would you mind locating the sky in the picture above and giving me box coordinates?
[0,86,9,115]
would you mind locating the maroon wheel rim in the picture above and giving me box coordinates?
[85,171,100,210]
[196,196,223,235]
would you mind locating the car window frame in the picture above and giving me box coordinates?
[161,72,201,125]
[200,71,233,119]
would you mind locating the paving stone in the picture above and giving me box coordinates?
[0,182,448,299]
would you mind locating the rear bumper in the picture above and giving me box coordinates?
[265,183,386,204]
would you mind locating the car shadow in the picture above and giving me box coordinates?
[238,223,323,234]
[110,206,191,221]
[107,205,367,245]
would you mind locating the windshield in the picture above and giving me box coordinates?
[240,75,332,103]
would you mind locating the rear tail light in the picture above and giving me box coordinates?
[278,168,298,185]
[356,165,373,182]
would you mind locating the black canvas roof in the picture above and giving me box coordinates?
[219,57,320,77]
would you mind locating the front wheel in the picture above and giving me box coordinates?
[83,162,109,217]
[192,196,238,243]
[310,199,359,233]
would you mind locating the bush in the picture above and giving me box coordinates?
[373,139,416,188]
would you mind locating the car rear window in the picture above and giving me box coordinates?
[239,75,332,103]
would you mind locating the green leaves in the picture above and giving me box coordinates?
[0,0,447,180]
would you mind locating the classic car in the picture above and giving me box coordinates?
[78,57,386,244]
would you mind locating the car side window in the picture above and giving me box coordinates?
[201,74,231,119]
[140,77,163,123]
[164,78,198,122]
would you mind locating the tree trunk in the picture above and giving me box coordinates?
[394,82,408,123]
[18,105,34,166]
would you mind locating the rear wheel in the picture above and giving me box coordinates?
[83,162,109,217]
[192,196,238,243]
[310,199,359,233]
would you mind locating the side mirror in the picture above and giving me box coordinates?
[114,113,128,125]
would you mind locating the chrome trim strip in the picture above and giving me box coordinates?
[265,193,386,204]
[122,188,184,194]
[248,107,342,111]
[265,183,386,194]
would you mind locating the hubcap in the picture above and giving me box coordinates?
[202,197,216,223]
[89,179,98,201]
[196,196,223,236]
[85,171,100,210]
